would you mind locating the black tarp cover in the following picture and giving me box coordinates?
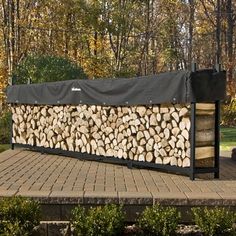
[7,69,226,106]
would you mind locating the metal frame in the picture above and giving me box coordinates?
[214,64,221,179]
[188,63,221,180]
[10,64,221,180]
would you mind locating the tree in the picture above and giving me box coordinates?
[12,55,88,84]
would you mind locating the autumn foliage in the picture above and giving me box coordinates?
[0,0,235,93]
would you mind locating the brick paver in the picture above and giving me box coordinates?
[0,148,236,206]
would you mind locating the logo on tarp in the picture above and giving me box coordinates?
[71,87,81,92]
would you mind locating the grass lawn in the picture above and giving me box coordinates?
[220,127,236,151]
[0,144,10,153]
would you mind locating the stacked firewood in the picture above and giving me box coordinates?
[195,104,215,167]
[11,103,215,168]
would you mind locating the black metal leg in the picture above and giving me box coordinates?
[127,161,133,169]
[190,102,196,180]
[214,100,220,179]
[10,109,14,150]
[190,173,195,181]
[214,171,219,179]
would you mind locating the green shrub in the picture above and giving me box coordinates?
[137,205,181,236]
[71,204,125,236]
[0,111,11,144]
[192,207,236,236]
[13,55,88,84]
[221,98,236,126]
[0,196,41,236]
[70,205,87,236]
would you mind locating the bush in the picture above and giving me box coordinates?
[221,98,236,126]
[71,204,125,236]
[0,111,11,144]
[13,55,88,84]
[137,205,181,236]
[192,207,236,236]
[0,196,41,236]
[70,205,87,236]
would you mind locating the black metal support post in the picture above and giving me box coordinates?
[190,62,197,180]
[214,64,221,178]
[190,102,196,180]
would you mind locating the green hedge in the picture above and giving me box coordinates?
[71,204,124,236]
[192,207,236,236]
[0,196,41,236]
[0,111,11,144]
[137,205,180,236]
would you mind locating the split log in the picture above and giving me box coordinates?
[196,103,215,110]
[182,158,190,167]
[177,158,183,167]
[163,157,171,165]
[11,103,193,168]
[196,130,214,146]
[155,157,163,164]
[171,111,179,122]
[170,156,177,166]
[195,146,214,160]
[146,152,153,162]
[179,107,188,117]
[196,116,215,131]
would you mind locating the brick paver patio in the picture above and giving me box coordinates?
[0,148,235,220]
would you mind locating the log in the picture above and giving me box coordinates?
[169,140,175,149]
[144,130,150,140]
[136,106,146,117]
[196,116,215,131]
[196,130,214,146]
[196,103,215,110]
[172,127,180,137]
[164,128,170,139]
[155,157,163,164]
[160,106,169,113]
[179,121,185,130]
[170,156,177,166]
[150,114,158,126]
[195,146,214,160]
[181,129,189,140]
[196,110,214,115]
[138,154,145,162]
[179,107,188,117]
[163,157,171,165]
[161,121,166,129]
[146,152,153,162]
[171,112,179,123]
[146,143,152,152]
[148,138,154,147]
[137,131,144,141]
[176,140,185,150]
[163,113,170,121]
[171,120,177,128]
[182,117,191,131]
[177,158,182,167]
[182,158,190,167]
[156,113,161,122]
[153,106,159,113]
